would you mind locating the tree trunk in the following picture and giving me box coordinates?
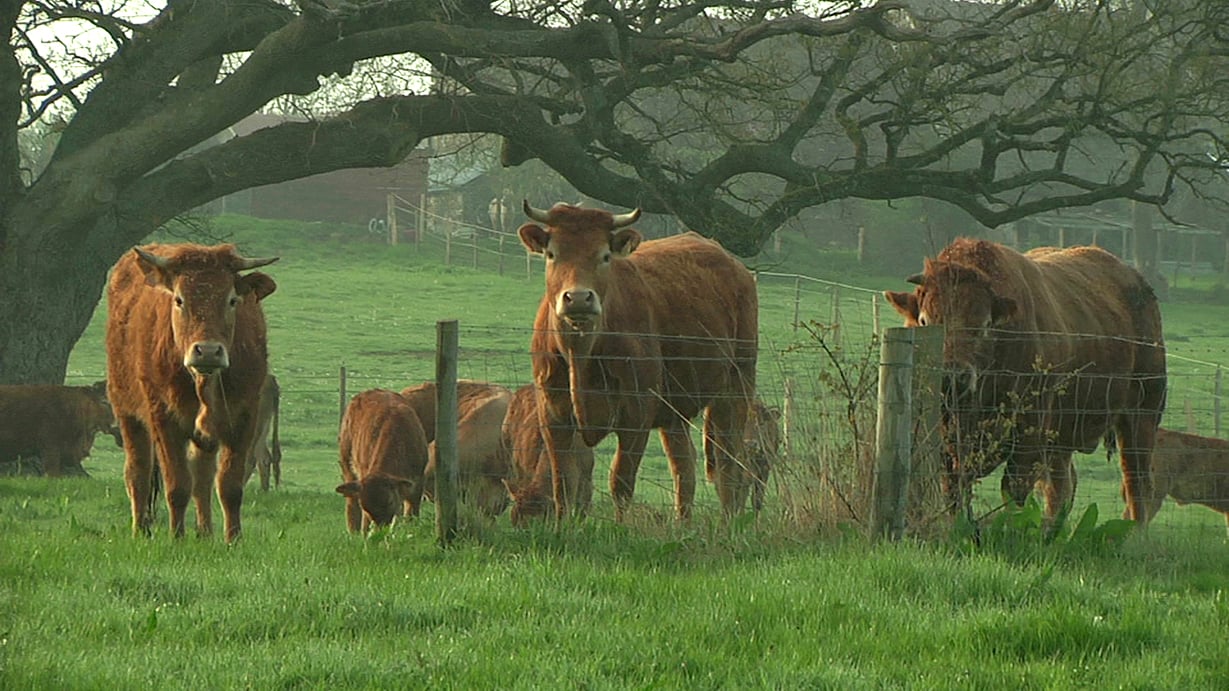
[0,219,116,384]
[1131,201,1166,299]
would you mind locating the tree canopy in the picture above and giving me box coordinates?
[1,0,1227,382]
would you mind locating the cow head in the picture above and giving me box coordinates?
[884,258,1016,397]
[519,201,642,345]
[133,245,278,378]
[335,474,422,527]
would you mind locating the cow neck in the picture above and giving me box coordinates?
[192,373,230,445]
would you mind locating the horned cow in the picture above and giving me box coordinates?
[106,243,277,542]
[519,201,758,521]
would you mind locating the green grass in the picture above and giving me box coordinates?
[2,213,1228,687]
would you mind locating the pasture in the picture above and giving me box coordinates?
[2,215,1229,687]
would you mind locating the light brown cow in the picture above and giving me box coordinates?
[106,243,277,542]
[402,380,514,518]
[884,238,1166,525]
[1111,428,1229,531]
[242,373,282,491]
[0,381,116,476]
[502,383,595,524]
[336,388,430,532]
[744,399,782,513]
[519,201,759,521]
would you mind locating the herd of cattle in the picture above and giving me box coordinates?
[3,202,1229,541]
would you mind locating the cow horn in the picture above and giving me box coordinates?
[612,208,641,228]
[234,255,280,271]
[523,200,551,224]
[906,272,925,285]
[133,246,170,269]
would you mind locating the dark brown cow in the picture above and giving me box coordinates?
[336,388,430,532]
[106,243,277,542]
[242,373,283,491]
[1111,428,1229,532]
[502,383,595,524]
[744,399,782,513]
[417,381,513,516]
[0,381,116,476]
[884,238,1166,525]
[519,201,759,521]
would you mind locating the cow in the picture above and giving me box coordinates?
[883,238,1166,526]
[0,381,117,477]
[336,388,430,532]
[242,373,283,491]
[402,380,514,518]
[745,399,782,513]
[1109,428,1229,532]
[502,383,595,524]
[106,243,278,542]
[519,201,759,521]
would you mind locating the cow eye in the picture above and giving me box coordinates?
[229,296,240,307]
[173,295,184,308]
[600,251,612,264]
[544,250,555,261]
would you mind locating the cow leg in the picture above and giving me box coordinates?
[704,398,752,515]
[659,422,697,521]
[120,418,157,536]
[1117,418,1159,525]
[1041,452,1077,528]
[149,418,193,539]
[189,441,217,537]
[542,423,581,522]
[217,443,247,543]
[610,429,650,522]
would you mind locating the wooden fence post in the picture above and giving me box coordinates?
[830,285,841,347]
[386,193,398,246]
[435,320,460,547]
[792,275,801,332]
[338,365,347,426]
[871,327,914,541]
[498,237,505,276]
[416,194,426,250]
[908,326,944,520]
[782,377,795,460]
[1215,366,1223,438]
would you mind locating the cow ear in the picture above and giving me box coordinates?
[883,290,919,321]
[611,228,642,256]
[336,482,360,497]
[991,296,1016,324]
[395,479,416,500]
[518,223,549,254]
[238,271,277,300]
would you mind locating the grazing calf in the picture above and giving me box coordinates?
[107,243,277,542]
[744,400,782,512]
[403,380,514,517]
[0,381,116,476]
[336,389,430,532]
[502,384,595,524]
[243,374,283,491]
[1111,428,1229,532]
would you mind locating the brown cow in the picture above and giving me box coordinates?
[106,243,277,542]
[242,373,283,491]
[502,383,595,524]
[1110,428,1229,532]
[519,201,759,521]
[0,381,117,476]
[744,399,782,513]
[884,238,1166,525]
[402,380,514,517]
[336,388,430,532]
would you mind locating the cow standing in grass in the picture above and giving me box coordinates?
[336,389,430,532]
[502,383,595,524]
[519,201,759,521]
[884,238,1166,525]
[0,381,117,476]
[1110,428,1229,532]
[107,244,277,542]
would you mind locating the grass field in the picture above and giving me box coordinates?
[3,214,1229,687]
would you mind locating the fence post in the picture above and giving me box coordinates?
[386,193,398,246]
[871,327,914,541]
[498,237,505,276]
[416,193,426,250]
[435,320,460,547]
[792,275,801,332]
[1215,366,1223,438]
[830,285,841,347]
[872,295,882,336]
[338,365,347,426]
[909,326,944,520]
[782,377,795,460]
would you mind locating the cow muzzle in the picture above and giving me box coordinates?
[185,341,230,376]
[556,288,601,328]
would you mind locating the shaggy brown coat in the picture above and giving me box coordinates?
[502,383,595,524]
[884,238,1166,523]
[242,373,282,491]
[519,203,759,520]
[0,381,116,476]
[106,243,277,542]
[336,389,430,532]
[1131,428,1229,531]
[744,399,782,513]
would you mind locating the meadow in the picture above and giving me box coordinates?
[2,215,1229,688]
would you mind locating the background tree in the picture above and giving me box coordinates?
[1,0,1226,383]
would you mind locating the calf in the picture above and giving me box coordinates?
[745,400,782,512]
[1114,428,1229,532]
[0,381,116,476]
[336,389,430,532]
[502,384,595,524]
